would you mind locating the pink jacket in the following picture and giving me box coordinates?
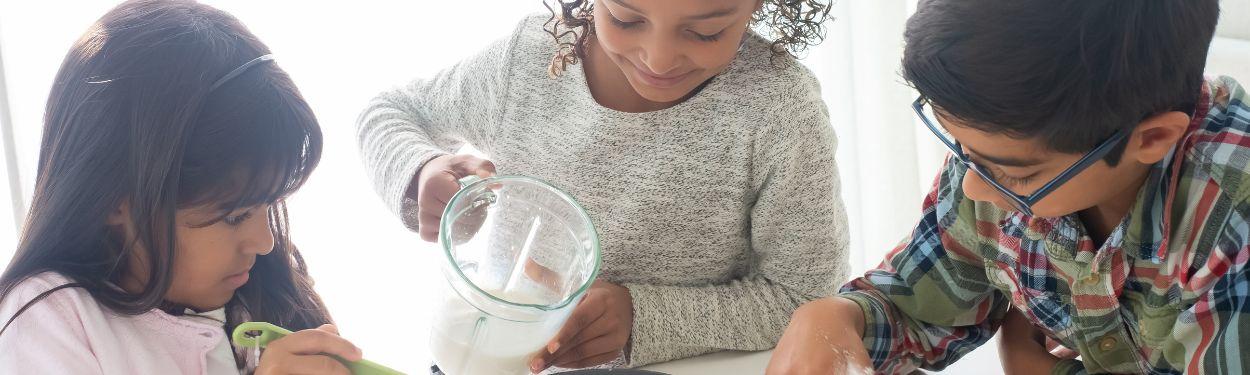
[0,272,243,374]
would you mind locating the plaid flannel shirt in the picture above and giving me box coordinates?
[840,76,1250,374]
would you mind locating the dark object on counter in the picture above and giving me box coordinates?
[429,364,670,375]
[557,370,670,375]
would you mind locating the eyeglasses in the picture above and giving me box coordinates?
[912,97,1130,216]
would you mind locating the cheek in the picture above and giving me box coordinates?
[1029,189,1086,217]
[1031,167,1119,216]
[719,27,751,58]
[592,15,633,56]
[681,25,748,72]
[169,229,228,286]
[689,40,740,71]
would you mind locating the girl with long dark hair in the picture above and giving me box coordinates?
[0,1,359,373]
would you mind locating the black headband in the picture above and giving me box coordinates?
[208,54,275,92]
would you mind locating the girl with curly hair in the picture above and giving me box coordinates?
[358,0,848,370]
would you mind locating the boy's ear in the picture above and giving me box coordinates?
[1127,111,1190,165]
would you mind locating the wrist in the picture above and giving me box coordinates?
[795,297,866,339]
[407,153,450,200]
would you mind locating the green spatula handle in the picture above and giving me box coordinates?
[232,322,405,375]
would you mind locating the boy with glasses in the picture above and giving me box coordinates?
[767,0,1248,374]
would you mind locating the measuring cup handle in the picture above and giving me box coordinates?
[457,175,483,189]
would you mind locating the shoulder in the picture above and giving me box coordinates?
[0,272,102,363]
[1183,76,1250,200]
[0,272,127,374]
[2,272,86,313]
[711,33,830,151]
[0,272,98,331]
[513,13,559,50]
[715,33,825,108]
[1169,77,1250,291]
[485,13,582,94]
[505,13,565,73]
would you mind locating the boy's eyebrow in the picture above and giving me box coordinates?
[932,111,1045,168]
[964,146,1045,167]
[610,0,739,20]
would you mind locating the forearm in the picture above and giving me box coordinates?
[623,276,820,366]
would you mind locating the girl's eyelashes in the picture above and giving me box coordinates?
[606,12,725,43]
[691,31,723,42]
[608,13,641,29]
[222,210,254,226]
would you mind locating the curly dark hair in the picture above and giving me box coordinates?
[543,0,834,76]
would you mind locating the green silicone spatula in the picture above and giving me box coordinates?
[232,321,405,375]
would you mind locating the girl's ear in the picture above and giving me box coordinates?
[106,200,131,226]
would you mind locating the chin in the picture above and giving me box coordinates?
[1028,207,1077,219]
[195,292,236,311]
[627,78,697,104]
[637,89,687,104]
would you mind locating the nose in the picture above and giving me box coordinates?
[242,210,276,256]
[638,35,681,76]
[961,170,1009,209]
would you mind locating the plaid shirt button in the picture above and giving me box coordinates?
[1099,336,1118,352]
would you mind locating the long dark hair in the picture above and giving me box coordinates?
[0,0,329,342]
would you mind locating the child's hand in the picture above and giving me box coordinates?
[413,154,496,242]
[530,281,633,371]
[766,297,872,375]
[997,308,1061,375]
[255,324,363,375]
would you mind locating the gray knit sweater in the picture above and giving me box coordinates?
[357,14,850,367]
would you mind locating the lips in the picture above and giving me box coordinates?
[629,60,692,88]
[224,267,252,287]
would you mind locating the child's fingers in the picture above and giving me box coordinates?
[555,351,621,370]
[419,170,458,209]
[284,354,352,375]
[419,210,443,242]
[547,318,612,362]
[549,284,631,361]
[550,335,620,369]
[471,158,496,177]
[448,155,496,178]
[272,328,363,362]
[316,324,340,335]
[550,297,604,351]
[417,170,459,242]
[531,299,604,371]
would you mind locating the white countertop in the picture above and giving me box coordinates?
[633,336,1003,375]
[638,350,773,374]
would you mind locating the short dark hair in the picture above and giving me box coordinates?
[902,0,1221,164]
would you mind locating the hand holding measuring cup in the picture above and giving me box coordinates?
[530,280,634,372]
[413,154,497,242]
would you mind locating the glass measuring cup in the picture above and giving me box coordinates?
[429,175,600,375]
